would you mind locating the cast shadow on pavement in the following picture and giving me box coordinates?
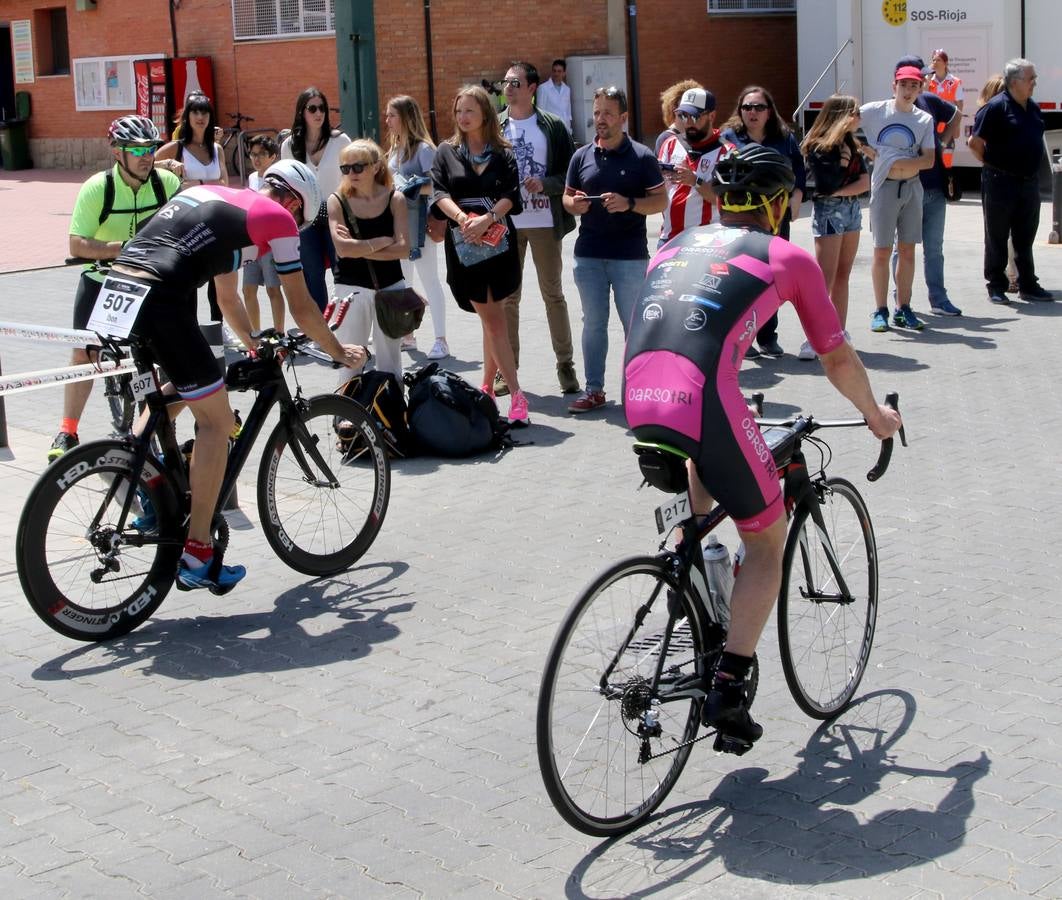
[564,690,991,898]
[31,560,412,681]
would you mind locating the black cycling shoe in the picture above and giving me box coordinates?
[703,676,762,756]
[47,431,79,462]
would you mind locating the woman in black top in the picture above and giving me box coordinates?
[327,138,409,383]
[432,84,528,426]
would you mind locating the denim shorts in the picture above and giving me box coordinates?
[811,196,863,238]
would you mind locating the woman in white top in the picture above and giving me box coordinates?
[155,92,229,189]
[281,87,351,310]
[384,95,450,360]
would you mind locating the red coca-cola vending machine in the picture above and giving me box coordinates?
[133,57,215,141]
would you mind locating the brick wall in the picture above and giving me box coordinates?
[7,0,796,167]
[634,3,798,142]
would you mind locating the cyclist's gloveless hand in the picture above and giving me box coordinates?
[335,344,367,368]
[867,405,902,441]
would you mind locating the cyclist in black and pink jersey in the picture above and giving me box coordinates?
[110,160,366,593]
[624,144,902,751]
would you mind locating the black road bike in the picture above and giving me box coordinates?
[536,394,905,836]
[17,329,390,642]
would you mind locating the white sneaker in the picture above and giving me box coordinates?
[797,340,816,361]
[400,334,417,352]
[426,337,450,360]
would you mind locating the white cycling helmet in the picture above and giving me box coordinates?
[263,159,322,229]
[108,115,161,147]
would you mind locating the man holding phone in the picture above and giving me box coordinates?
[656,88,726,246]
[563,86,667,413]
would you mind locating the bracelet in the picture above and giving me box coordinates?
[490,209,501,223]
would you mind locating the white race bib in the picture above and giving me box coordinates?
[87,275,151,339]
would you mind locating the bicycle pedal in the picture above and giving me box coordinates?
[712,732,754,756]
[209,582,238,596]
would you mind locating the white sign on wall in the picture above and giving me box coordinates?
[12,20,35,85]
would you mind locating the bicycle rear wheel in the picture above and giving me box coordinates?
[16,441,182,641]
[537,556,705,837]
[778,477,878,719]
[258,394,390,576]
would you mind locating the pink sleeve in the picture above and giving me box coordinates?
[769,237,845,355]
[246,194,301,269]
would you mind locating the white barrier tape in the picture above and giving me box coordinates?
[0,360,136,396]
[0,321,100,346]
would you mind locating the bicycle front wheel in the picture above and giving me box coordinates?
[778,477,878,719]
[258,394,390,576]
[103,373,136,436]
[537,556,705,837]
[16,441,182,641]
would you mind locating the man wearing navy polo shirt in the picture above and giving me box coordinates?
[969,58,1054,304]
[564,86,667,413]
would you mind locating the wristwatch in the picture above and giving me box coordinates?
[627,196,636,212]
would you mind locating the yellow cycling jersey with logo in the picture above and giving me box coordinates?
[69,165,181,282]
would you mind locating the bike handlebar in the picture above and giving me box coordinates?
[866,392,905,482]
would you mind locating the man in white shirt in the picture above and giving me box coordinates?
[498,61,581,396]
[536,59,573,134]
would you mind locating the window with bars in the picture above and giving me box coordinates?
[707,0,795,12]
[232,0,335,40]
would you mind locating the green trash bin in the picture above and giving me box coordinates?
[0,119,31,171]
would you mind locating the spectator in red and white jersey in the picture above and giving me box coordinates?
[657,88,727,247]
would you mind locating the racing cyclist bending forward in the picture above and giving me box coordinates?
[109,160,366,593]
[623,144,902,751]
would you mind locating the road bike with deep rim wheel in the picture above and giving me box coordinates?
[16,329,390,642]
[536,393,905,836]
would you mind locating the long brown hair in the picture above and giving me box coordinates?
[446,85,511,152]
[978,73,1005,107]
[724,85,790,143]
[801,94,859,155]
[289,87,336,161]
[386,95,435,163]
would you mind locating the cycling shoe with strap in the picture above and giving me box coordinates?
[175,555,246,595]
[703,675,762,756]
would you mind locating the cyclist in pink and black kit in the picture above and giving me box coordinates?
[111,160,365,593]
[624,144,901,750]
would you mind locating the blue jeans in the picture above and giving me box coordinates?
[300,214,334,311]
[573,256,646,393]
[890,187,948,305]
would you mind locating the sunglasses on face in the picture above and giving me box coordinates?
[122,145,157,157]
[677,111,706,121]
[502,78,523,88]
[340,162,372,175]
[741,103,770,112]
[305,103,326,114]
[248,151,272,159]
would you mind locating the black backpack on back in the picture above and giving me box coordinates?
[99,168,169,229]
[404,363,510,457]
[336,370,412,458]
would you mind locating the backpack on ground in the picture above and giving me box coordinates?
[99,168,169,228]
[336,370,412,458]
[403,363,511,457]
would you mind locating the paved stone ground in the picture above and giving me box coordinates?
[1,189,1062,898]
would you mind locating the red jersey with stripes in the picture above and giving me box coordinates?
[115,185,302,292]
[657,131,727,243]
[623,223,844,532]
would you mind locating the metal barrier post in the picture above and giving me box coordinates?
[200,322,239,511]
[0,354,8,449]
[1051,157,1062,245]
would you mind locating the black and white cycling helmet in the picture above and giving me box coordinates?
[712,143,796,197]
[108,115,161,147]
[263,159,322,229]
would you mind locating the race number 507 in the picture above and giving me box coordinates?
[101,292,137,314]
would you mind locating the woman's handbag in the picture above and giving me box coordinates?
[336,191,427,339]
[450,220,509,266]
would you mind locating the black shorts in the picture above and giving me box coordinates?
[73,273,104,330]
[126,279,224,401]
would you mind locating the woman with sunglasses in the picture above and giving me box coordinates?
[799,94,868,359]
[721,86,806,358]
[281,88,351,310]
[431,84,528,426]
[155,92,229,190]
[385,95,450,360]
[327,139,409,383]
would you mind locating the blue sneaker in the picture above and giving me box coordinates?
[870,309,890,332]
[175,556,246,595]
[131,489,157,534]
[892,306,925,330]
[929,299,962,316]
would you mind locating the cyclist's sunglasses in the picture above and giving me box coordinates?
[121,145,158,157]
[339,161,372,175]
